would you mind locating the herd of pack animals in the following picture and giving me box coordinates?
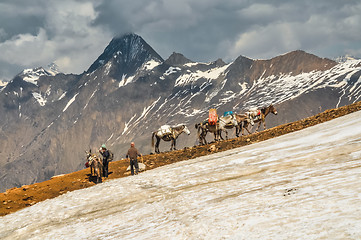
[86,104,278,182]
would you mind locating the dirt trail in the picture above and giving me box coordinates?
[1,101,361,216]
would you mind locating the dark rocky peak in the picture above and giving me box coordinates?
[87,33,164,74]
[264,50,337,75]
[228,50,338,84]
[164,52,193,66]
[226,55,254,75]
[206,58,227,68]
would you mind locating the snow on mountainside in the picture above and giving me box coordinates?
[1,33,361,193]
[1,110,361,239]
[234,58,361,109]
[118,56,361,139]
[1,63,64,109]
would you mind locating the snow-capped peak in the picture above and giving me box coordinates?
[86,33,164,75]
[45,63,61,76]
[0,79,8,91]
[0,79,8,87]
[334,55,360,63]
[20,64,60,86]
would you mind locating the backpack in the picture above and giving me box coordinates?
[208,108,218,126]
[108,150,114,161]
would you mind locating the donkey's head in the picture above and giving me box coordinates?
[269,104,278,115]
[86,149,95,161]
[182,125,191,135]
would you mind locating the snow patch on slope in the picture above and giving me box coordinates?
[175,64,230,87]
[121,97,162,135]
[32,92,47,106]
[142,59,161,71]
[119,74,135,87]
[63,93,79,112]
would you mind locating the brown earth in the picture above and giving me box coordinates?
[1,101,361,217]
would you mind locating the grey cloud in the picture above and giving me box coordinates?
[1,0,361,81]
[0,0,111,80]
[92,0,361,62]
[93,0,251,61]
[0,1,46,42]
[0,60,24,82]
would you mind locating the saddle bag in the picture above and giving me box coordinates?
[208,108,218,126]
[160,125,172,136]
[223,111,233,117]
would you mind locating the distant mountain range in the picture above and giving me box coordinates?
[1,33,361,192]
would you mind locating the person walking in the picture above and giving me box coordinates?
[126,142,142,175]
[99,144,110,178]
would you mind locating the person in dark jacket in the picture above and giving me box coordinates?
[126,142,142,175]
[99,144,110,178]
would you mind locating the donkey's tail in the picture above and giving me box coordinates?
[151,132,156,147]
[196,124,202,139]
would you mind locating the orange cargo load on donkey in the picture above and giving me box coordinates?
[208,108,218,125]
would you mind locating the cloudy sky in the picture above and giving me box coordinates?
[0,0,360,81]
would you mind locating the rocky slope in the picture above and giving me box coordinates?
[0,33,361,192]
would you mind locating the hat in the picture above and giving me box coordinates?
[101,144,107,149]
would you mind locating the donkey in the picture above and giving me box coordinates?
[235,113,254,136]
[218,114,238,139]
[152,124,191,153]
[85,150,103,183]
[195,122,218,145]
[194,114,238,145]
[244,104,278,133]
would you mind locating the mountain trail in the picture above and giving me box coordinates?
[1,100,361,216]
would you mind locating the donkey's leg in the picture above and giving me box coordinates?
[172,139,177,150]
[95,168,100,183]
[237,122,244,136]
[243,122,252,135]
[219,129,225,140]
[200,130,207,145]
[256,121,261,132]
[199,135,204,145]
[98,162,103,179]
[203,132,208,145]
[213,132,218,141]
[202,134,207,145]
[203,129,208,145]
[98,168,102,183]
[96,169,100,183]
[170,139,174,151]
[155,137,161,153]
